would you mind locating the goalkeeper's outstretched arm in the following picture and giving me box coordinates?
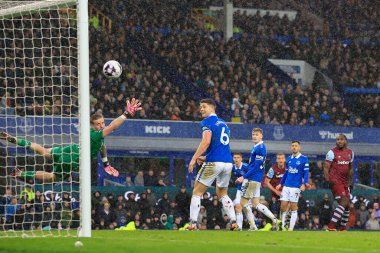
[102,98,142,137]
[100,143,119,177]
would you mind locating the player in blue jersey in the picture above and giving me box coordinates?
[187,99,237,230]
[276,140,310,231]
[236,128,278,231]
[231,153,249,230]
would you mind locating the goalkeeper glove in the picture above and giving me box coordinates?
[104,164,119,177]
[123,99,140,117]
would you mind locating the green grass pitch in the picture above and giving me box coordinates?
[0,230,379,253]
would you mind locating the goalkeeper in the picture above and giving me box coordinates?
[0,98,141,182]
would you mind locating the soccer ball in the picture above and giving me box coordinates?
[103,60,122,79]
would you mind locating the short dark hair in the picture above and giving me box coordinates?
[276,152,286,157]
[233,153,242,157]
[90,113,104,124]
[292,140,301,145]
[200,98,216,108]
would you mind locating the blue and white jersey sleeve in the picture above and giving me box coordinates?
[325,150,334,162]
[304,157,310,172]
[303,156,310,184]
[266,167,274,179]
[243,143,266,181]
[200,120,212,133]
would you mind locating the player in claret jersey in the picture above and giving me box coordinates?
[324,134,354,231]
[265,153,286,201]
[265,152,287,228]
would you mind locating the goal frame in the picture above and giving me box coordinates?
[0,0,91,237]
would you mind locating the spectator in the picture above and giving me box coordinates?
[19,185,35,203]
[146,188,157,207]
[197,206,207,225]
[298,193,309,214]
[144,169,158,186]
[125,193,140,216]
[92,191,103,210]
[5,197,20,225]
[115,194,127,208]
[156,192,170,215]
[125,176,135,187]
[115,203,129,223]
[318,193,332,227]
[60,201,72,229]
[358,203,370,228]
[201,193,212,210]
[134,170,145,186]
[365,211,380,230]
[97,202,116,229]
[117,216,128,228]
[107,193,116,208]
[160,213,173,230]
[174,185,191,219]
[157,171,171,186]
[138,192,152,216]
[167,200,181,218]
[310,161,325,188]
[373,203,380,219]
[207,199,223,229]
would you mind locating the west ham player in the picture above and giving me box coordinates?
[265,153,286,200]
[265,152,288,228]
[231,153,249,230]
[188,99,237,230]
[324,134,354,231]
[276,141,310,231]
[0,98,141,182]
[236,128,278,230]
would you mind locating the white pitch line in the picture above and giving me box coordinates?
[91,236,376,253]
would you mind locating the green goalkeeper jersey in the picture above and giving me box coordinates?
[90,128,104,159]
[49,128,104,181]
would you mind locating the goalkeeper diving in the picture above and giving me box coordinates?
[0,98,142,182]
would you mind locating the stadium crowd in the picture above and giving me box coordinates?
[0,0,379,128]
[1,186,379,231]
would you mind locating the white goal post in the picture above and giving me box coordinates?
[0,0,90,237]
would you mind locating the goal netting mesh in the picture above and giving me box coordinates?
[0,0,80,237]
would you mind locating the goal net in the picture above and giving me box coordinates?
[0,0,89,237]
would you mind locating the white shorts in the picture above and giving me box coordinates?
[241,180,261,199]
[280,186,301,203]
[195,162,233,187]
[233,190,242,205]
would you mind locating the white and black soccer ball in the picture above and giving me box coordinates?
[103,60,122,79]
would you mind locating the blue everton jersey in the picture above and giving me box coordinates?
[201,114,232,163]
[232,162,249,190]
[282,153,309,188]
[243,141,267,182]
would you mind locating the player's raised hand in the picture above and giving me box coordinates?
[125,98,142,117]
[275,184,282,190]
